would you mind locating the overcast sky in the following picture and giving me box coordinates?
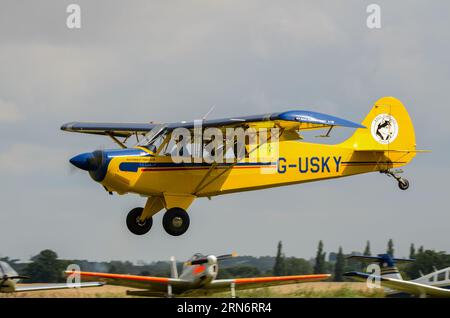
[0,1,449,264]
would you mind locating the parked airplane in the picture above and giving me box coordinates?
[66,253,330,297]
[0,261,103,293]
[344,254,450,298]
[62,97,426,236]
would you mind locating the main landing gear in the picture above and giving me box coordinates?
[381,169,410,191]
[126,207,153,235]
[162,207,190,236]
[126,207,190,236]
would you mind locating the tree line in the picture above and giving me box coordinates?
[272,239,450,281]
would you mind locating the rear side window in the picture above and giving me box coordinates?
[438,272,446,281]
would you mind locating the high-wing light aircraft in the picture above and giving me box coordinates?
[62,97,426,236]
[344,254,450,298]
[0,261,103,293]
[65,253,330,297]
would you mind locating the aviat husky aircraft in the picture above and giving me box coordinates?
[62,96,425,236]
[345,254,450,298]
[65,253,330,297]
[0,261,103,293]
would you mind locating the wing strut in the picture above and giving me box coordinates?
[107,133,127,149]
[193,128,283,195]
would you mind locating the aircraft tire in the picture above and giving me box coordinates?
[398,178,409,191]
[126,207,153,235]
[163,208,190,236]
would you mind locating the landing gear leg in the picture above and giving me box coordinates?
[167,284,173,298]
[230,282,236,298]
[381,169,410,191]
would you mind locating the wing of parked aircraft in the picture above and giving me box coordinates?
[207,274,331,291]
[66,271,192,294]
[14,282,104,292]
[345,272,450,298]
[61,110,365,138]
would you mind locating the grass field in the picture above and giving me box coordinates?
[0,282,384,298]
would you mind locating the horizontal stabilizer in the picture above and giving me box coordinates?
[347,254,414,265]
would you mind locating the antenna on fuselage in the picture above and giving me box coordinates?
[202,105,216,121]
[170,256,178,279]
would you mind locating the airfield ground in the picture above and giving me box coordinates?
[0,282,384,298]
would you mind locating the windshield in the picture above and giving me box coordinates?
[188,253,205,262]
[137,125,168,152]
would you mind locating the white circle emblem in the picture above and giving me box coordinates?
[371,114,399,144]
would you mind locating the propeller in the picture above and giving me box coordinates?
[0,274,30,290]
[3,274,30,280]
[69,149,104,172]
[217,252,238,260]
[186,252,238,266]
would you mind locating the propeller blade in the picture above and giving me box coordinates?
[8,275,30,280]
[217,252,238,260]
[186,253,237,266]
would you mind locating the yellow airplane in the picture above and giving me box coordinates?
[62,96,425,236]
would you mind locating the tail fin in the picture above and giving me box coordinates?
[341,97,416,152]
[170,256,178,279]
[347,254,414,280]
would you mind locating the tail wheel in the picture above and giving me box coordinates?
[398,178,409,191]
[163,208,190,236]
[126,207,153,235]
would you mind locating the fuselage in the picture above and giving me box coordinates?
[179,254,219,288]
[74,139,415,198]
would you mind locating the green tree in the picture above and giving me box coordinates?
[334,247,345,282]
[314,240,326,274]
[409,243,416,259]
[284,258,313,275]
[217,266,261,279]
[108,264,118,273]
[139,270,151,276]
[418,246,424,254]
[24,249,65,283]
[405,250,450,279]
[273,241,285,276]
[387,239,394,257]
[363,241,371,256]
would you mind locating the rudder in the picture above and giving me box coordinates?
[342,97,416,152]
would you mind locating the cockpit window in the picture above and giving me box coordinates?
[137,125,168,151]
[437,272,446,281]
[189,253,204,261]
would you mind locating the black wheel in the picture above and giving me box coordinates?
[126,207,153,235]
[162,208,190,236]
[398,178,409,191]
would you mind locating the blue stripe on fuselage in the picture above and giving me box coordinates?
[119,161,276,172]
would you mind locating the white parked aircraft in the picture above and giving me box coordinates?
[344,254,450,298]
[0,261,103,293]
